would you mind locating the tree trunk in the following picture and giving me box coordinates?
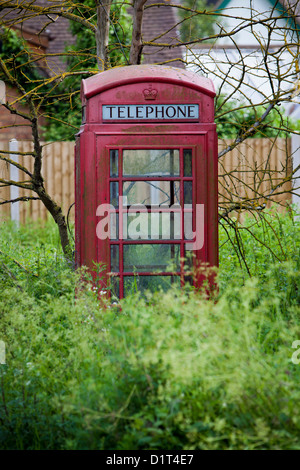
[130,0,147,65]
[35,184,73,264]
[95,0,113,71]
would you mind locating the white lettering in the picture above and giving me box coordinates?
[292,340,300,364]
[185,204,205,251]
[95,201,205,251]
[127,205,148,240]
[0,340,5,365]
[96,204,116,240]
[106,455,140,467]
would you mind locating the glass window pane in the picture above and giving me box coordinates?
[110,182,119,207]
[184,249,194,273]
[123,181,180,206]
[110,245,119,272]
[109,276,120,299]
[184,149,192,176]
[124,275,180,295]
[184,275,194,287]
[161,212,181,240]
[184,209,193,240]
[150,212,160,239]
[110,213,118,240]
[184,181,193,205]
[110,150,118,176]
[123,149,179,176]
[123,244,180,272]
[124,212,149,240]
[183,249,194,287]
[123,212,181,240]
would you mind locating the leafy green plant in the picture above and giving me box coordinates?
[0,28,42,90]
[0,2,132,142]
[0,209,299,449]
[216,96,298,139]
[42,0,132,141]
[178,0,217,42]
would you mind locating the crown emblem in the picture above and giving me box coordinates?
[143,84,158,100]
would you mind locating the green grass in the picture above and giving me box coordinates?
[0,209,299,449]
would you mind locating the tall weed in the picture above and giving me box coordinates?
[0,209,299,449]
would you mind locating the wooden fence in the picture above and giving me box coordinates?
[218,137,292,209]
[0,138,292,223]
[0,141,74,223]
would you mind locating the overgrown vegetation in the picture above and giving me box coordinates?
[0,28,42,89]
[42,1,132,141]
[0,3,132,142]
[215,96,298,139]
[2,20,297,142]
[178,0,217,42]
[0,209,299,449]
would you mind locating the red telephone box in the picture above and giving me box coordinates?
[75,65,218,298]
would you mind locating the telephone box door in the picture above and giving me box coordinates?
[94,132,217,298]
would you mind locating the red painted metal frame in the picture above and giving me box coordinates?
[75,65,218,297]
[81,65,215,101]
[92,133,212,297]
[108,145,193,297]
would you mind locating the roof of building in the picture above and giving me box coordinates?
[139,0,184,68]
[0,0,185,73]
[0,0,76,74]
[215,0,300,25]
[2,0,297,74]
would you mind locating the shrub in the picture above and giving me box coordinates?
[0,209,299,449]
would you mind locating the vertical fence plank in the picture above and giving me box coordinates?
[9,139,20,226]
[54,142,62,213]
[44,142,54,221]
[69,141,75,222]
[18,142,24,225]
[19,140,34,223]
[0,140,10,220]
[62,142,70,216]
[278,138,292,206]
[291,135,300,211]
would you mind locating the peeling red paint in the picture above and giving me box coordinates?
[76,65,218,297]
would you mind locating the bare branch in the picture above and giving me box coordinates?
[0,153,33,177]
[218,102,277,159]
[0,196,40,205]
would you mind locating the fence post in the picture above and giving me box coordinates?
[9,138,20,226]
[291,134,300,213]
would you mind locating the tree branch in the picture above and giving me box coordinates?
[130,0,147,65]
[0,154,33,178]
[0,196,40,205]
[218,102,277,159]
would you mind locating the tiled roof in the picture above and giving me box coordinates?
[0,0,75,75]
[140,0,184,68]
[1,1,185,72]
